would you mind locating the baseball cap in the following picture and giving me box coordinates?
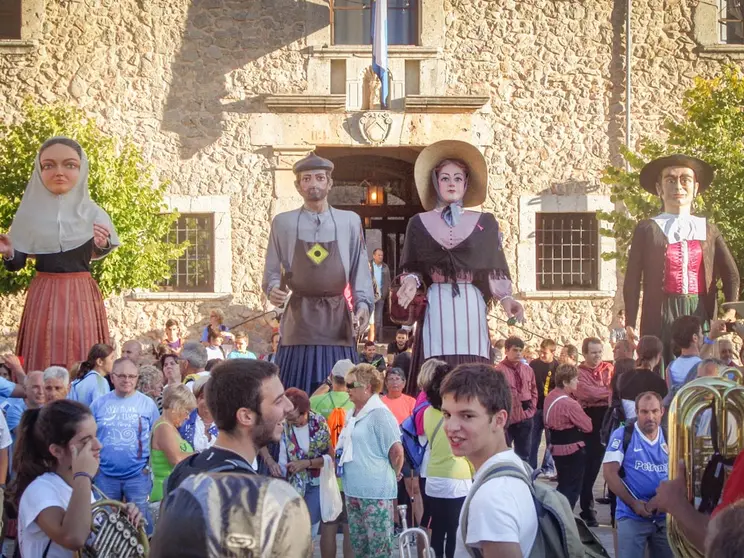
[331,359,355,379]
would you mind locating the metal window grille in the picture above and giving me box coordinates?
[720,0,744,44]
[536,213,599,291]
[0,0,22,40]
[331,0,419,45]
[160,213,215,292]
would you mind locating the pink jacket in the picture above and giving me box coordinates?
[495,360,538,425]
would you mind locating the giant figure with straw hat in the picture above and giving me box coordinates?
[262,152,374,394]
[393,140,525,393]
[624,154,739,365]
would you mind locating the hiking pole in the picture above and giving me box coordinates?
[488,314,566,348]
[227,309,280,331]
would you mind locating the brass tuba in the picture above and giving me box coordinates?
[78,487,149,558]
[397,504,435,558]
[667,375,744,558]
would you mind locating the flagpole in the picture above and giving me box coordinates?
[371,0,389,109]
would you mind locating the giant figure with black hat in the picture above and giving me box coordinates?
[262,152,374,394]
[624,154,740,364]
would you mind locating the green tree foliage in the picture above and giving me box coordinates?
[0,100,185,297]
[600,65,744,279]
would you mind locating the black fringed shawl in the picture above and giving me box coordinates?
[399,212,511,304]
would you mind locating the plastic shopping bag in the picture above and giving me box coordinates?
[319,454,343,522]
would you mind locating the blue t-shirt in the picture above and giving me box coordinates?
[667,355,701,389]
[3,398,26,435]
[227,350,257,360]
[91,391,160,479]
[0,378,15,400]
[603,423,668,522]
[200,324,229,343]
[68,371,111,407]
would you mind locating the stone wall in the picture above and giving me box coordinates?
[1,0,742,358]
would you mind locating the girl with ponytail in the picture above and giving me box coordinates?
[68,344,114,407]
[13,400,141,557]
[617,335,668,421]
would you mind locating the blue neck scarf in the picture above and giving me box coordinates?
[432,169,466,227]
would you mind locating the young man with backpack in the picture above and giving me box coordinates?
[163,359,294,498]
[602,391,673,558]
[309,359,355,558]
[441,363,537,557]
[443,363,596,558]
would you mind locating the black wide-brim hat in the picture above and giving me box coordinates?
[639,154,714,195]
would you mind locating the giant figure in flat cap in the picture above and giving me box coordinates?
[262,152,374,394]
[624,154,739,368]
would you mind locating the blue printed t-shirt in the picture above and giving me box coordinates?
[91,391,160,479]
[227,350,257,360]
[68,371,111,407]
[602,423,668,522]
[340,407,401,500]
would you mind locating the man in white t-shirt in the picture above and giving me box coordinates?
[441,363,538,558]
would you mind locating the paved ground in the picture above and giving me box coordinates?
[313,449,617,558]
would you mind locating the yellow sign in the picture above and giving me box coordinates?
[306,243,329,265]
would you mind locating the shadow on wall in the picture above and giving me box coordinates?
[161,0,330,159]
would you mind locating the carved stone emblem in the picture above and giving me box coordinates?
[358,111,393,145]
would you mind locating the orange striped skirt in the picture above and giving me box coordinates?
[16,272,110,372]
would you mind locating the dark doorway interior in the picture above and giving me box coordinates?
[317,147,423,343]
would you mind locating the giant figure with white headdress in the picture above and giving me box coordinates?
[0,137,119,372]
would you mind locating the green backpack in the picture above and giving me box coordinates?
[460,461,610,558]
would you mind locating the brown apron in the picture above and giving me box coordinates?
[281,210,354,347]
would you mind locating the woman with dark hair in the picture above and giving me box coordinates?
[275,387,330,533]
[422,362,472,558]
[14,399,140,557]
[0,137,120,372]
[67,343,114,406]
[617,335,668,421]
[392,141,524,394]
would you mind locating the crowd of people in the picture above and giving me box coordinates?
[0,312,739,558]
[2,137,744,558]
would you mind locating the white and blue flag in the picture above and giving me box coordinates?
[371,0,389,108]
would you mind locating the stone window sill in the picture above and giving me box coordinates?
[126,291,232,302]
[0,40,37,53]
[309,45,439,59]
[697,44,744,55]
[518,290,615,300]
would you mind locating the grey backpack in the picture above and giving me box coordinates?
[460,461,610,558]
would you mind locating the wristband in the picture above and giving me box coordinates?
[73,471,94,483]
[703,336,715,345]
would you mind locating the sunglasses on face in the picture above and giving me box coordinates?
[346,381,362,389]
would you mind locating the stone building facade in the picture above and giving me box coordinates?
[0,0,742,357]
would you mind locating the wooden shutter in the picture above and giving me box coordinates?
[0,0,23,40]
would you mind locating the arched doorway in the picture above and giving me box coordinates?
[317,146,423,342]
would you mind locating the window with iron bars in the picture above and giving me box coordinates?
[331,0,419,45]
[720,0,744,44]
[160,213,215,292]
[0,0,22,40]
[535,213,599,291]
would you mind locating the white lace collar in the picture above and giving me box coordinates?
[651,213,707,243]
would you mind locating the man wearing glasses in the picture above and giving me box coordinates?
[91,358,160,535]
